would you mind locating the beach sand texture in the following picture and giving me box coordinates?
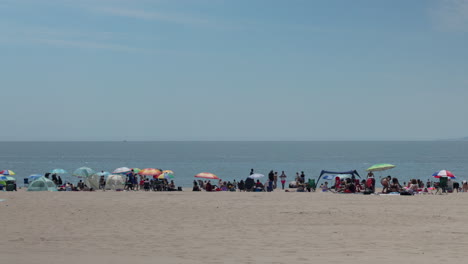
[1,191,467,264]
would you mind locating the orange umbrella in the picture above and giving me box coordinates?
[138,168,162,176]
[195,172,219,180]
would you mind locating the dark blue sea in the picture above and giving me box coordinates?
[1,141,467,186]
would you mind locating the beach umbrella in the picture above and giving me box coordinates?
[195,172,219,180]
[0,170,15,175]
[132,168,141,174]
[113,167,132,174]
[138,168,162,176]
[158,170,175,179]
[0,175,16,181]
[50,168,67,174]
[96,171,111,177]
[29,174,43,182]
[248,173,265,179]
[366,164,396,172]
[432,170,456,179]
[72,167,96,178]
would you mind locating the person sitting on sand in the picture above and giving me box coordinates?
[238,180,245,191]
[255,180,264,192]
[381,176,391,193]
[408,179,419,194]
[389,178,402,193]
[463,181,468,192]
[192,180,200,191]
[77,180,85,190]
[320,182,330,192]
[296,183,305,192]
[205,181,213,192]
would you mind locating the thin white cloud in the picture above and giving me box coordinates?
[431,0,468,32]
[0,25,143,52]
[95,6,211,26]
[33,38,140,52]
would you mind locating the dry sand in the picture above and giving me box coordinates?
[1,190,468,264]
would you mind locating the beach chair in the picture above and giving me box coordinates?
[306,179,316,192]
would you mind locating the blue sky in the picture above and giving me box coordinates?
[1,0,467,141]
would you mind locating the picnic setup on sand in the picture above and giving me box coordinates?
[0,164,466,195]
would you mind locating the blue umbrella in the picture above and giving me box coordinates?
[0,175,16,181]
[29,174,43,182]
[50,168,68,174]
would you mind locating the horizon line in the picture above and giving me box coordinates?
[0,139,463,143]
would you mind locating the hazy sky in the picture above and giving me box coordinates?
[1,0,467,141]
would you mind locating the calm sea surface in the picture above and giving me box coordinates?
[1,141,467,187]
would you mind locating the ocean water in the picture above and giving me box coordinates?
[1,141,467,187]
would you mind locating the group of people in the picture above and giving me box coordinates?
[192,169,314,192]
[123,170,179,191]
[45,173,63,186]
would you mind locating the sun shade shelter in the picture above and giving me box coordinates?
[27,176,57,191]
[105,174,126,190]
[316,170,361,187]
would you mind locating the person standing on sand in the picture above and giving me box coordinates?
[280,171,287,189]
[300,171,305,184]
[268,170,274,192]
[367,171,374,178]
[250,169,254,175]
[273,172,278,189]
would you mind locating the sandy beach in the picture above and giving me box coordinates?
[1,190,467,264]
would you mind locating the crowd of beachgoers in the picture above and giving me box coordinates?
[2,167,466,195]
[191,169,468,195]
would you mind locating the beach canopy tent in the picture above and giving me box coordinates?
[105,174,125,190]
[316,170,361,187]
[84,173,101,190]
[27,176,57,191]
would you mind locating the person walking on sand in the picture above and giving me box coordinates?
[280,171,287,190]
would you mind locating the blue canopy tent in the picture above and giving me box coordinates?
[316,170,361,188]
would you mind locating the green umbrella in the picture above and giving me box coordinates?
[366,163,396,172]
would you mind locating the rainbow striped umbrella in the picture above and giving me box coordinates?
[138,168,162,176]
[0,170,15,175]
[195,172,219,180]
[158,170,175,179]
[432,170,455,179]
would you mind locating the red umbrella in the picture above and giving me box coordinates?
[432,170,455,179]
[195,172,219,180]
